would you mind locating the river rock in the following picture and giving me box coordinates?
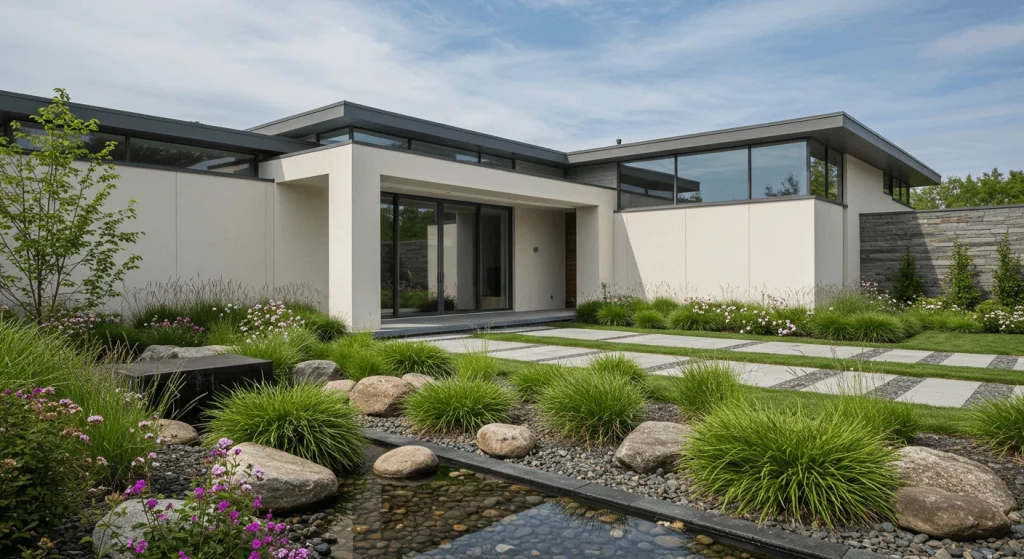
[93,498,184,557]
[139,345,178,360]
[613,421,692,473]
[292,360,342,384]
[895,446,1018,513]
[349,376,415,416]
[373,446,439,479]
[166,345,231,359]
[402,373,436,390]
[156,419,199,445]
[324,379,356,394]
[229,443,338,511]
[894,486,1010,540]
[477,423,536,458]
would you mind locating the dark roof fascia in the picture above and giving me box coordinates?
[0,89,313,155]
[248,100,571,167]
[565,112,941,187]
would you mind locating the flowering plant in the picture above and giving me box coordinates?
[39,311,121,339]
[238,301,304,342]
[141,316,206,346]
[0,387,105,547]
[99,438,309,559]
[979,305,1024,334]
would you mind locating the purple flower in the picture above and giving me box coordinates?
[245,521,261,533]
[251,538,262,549]
[217,500,231,512]
[216,437,234,449]
[87,415,103,423]
[145,498,159,509]
[79,434,90,442]
[178,552,191,559]
[124,479,146,496]
[193,486,205,499]
[230,510,240,521]
[249,552,260,559]
[190,515,198,523]
[253,495,263,508]
[211,465,226,476]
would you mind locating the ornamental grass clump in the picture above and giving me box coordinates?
[665,360,742,420]
[232,329,316,381]
[588,353,647,385]
[667,301,725,331]
[650,296,681,315]
[682,403,899,527]
[963,393,1024,453]
[846,311,908,343]
[632,309,667,329]
[405,378,516,433]
[538,369,647,445]
[509,363,563,402]
[287,302,347,342]
[574,300,602,324]
[822,394,920,445]
[456,352,502,381]
[596,303,631,326]
[204,383,365,472]
[138,315,206,347]
[376,341,456,378]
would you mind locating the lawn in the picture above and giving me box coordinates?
[543,321,1024,356]
[477,331,1024,385]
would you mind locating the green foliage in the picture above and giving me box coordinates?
[288,303,347,342]
[682,403,899,527]
[964,393,1024,453]
[945,236,981,310]
[0,89,142,322]
[88,321,143,354]
[910,309,983,333]
[664,360,742,420]
[575,300,603,324]
[588,353,647,385]
[821,395,920,444]
[456,352,501,381]
[204,383,366,472]
[811,310,908,342]
[632,309,667,329]
[509,363,563,402]
[131,302,189,329]
[204,319,242,345]
[137,316,206,347]
[328,333,390,381]
[913,168,1024,210]
[667,304,725,331]
[405,378,515,433]
[538,369,647,444]
[891,245,924,305]
[231,331,312,380]
[376,341,456,378]
[818,291,883,315]
[650,296,681,315]
[595,303,631,326]
[994,232,1024,308]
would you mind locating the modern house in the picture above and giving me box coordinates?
[0,90,940,330]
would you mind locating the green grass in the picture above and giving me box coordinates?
[650,297,681,315]
[538,369,647,445]
[661,360,742,420]
[575,301,602,324]
[455,352,502,381]
[231,329,316,380]
[632,309,667,329]
[404,378,516,433]
[508,363,565,402]
[820,393,921,444]
[963,394,1024,453]
[596,303,631,326]
[204,382,366,472]
[667,306,725,331]
[476,331,1024,385]
[682,402,900,527]
[376,341,457,378]
[327,333,390,381]
[289,303,347,342]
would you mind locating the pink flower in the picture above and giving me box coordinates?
[96,456,108,466]
[211,465,226,476]
[87,415,103,423]
[79,434,90,442]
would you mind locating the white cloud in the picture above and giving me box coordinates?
[922,20,1024,58]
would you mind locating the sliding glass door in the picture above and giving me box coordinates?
[380,193,511,317]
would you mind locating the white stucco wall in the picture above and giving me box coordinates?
[274,182,329,296]
[814,200,846,288]
[513,207,566,311]
[843,154,908,284]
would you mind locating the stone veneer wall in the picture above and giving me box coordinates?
[860,205,1024,298]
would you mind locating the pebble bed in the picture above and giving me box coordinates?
[365,404,1024,559]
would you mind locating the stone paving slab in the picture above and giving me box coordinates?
[801,371,897,395]
[1014,386,1024,397]
[622,333,752,350]
[488,326,555,334]
[732,341,865,359]
[895,378,983,408]
[940,353,998,368]
[543,351,686,370]
[1016,360,1024,371]
[495,345,603,362]
[869,349,933,364]
[427,338,534,354]
[732,362,816,388]
[517,327,641,341]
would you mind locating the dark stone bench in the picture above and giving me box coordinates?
[116,354,273,425]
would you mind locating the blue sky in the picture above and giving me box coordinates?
[1,0,1022,179]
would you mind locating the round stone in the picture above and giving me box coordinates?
[156,419,199,445]
[477,424,537,459]
[373,446,439,479]
[348,376,415,416]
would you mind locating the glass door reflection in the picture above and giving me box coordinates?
[396,198,439,315]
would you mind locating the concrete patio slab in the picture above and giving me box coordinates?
[870,349,932,364]
[427,338,535,354]
[896,378,982,408]
[733,362,815,388]
[941,353,998,368]
[732,341,865,359]
[624,333,751,350]
[801,371,896,395]
[544,351,685,370]
[1016,360,1024,371]
[518,327,641,341]
[495,345,603,362]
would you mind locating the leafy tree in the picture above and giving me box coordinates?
[994,231,1024,308]
[763,172,803,197]
[914,169,1024,210]
[891,245,924,304]
[944,236,981,309]
[0,89,141,322]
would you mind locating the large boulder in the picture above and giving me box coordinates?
[373,446,439,479]
[93,498,184,557]
[477,424,536,458]
[324,379,356,395]
[348,376,415,417]
[895,446,1017,513]
[613,421,692,474]
[402,373,436,390]
[156,419,199,445]
[894,486,1010,540]
[166,345,231,359]
[229,443,338,512]
[139,345,178,361]
[292,360,342,384]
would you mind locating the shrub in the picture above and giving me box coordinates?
[575,300,603,324]
[405,378,515,433]
[239,300,306,341]
[682,403,899,527]
[509,363,563,401]
[809,311,853,340]
[964,393,1024,453]
[821,395,920,444]
[650,296,681,315]
[979,305,1024,334]
[632,309,667,329]
[0,388,103,549]
[231,331,310,380]
[588,353,647,385]
[596,303,631,326]
[994,232,1024,308]
[138,316,206,347]
[538,369,647,444]
[377,341,456,378]
[945,236,981,310]
[289,303,347,342]
[205,383,365,472]
[665,360,742,420]
[456,352,501,381]
[891,245,924,305]
[667,302,725,331]
[846,311,908,343]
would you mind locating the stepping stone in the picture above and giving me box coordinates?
[1011,385,1024,398]
[518,327,639,341]
[1015,360,1024,371]
[496,346,602,362]
[733,362,816,388]
[801,371,896,395]
[544,351,684,370]
[732,341,865,359]
[625,333,750,350]
[871,349,933,364]
[942,353,998,369]
[427,338,533,353]
[895,378,982,408]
